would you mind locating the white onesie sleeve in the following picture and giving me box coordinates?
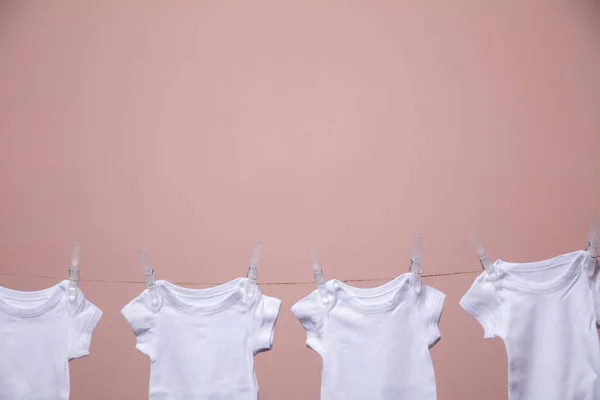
[460,273,502,339]
[291,290,326,356]
[418,285,446,347]
[589,260,600,325]
[67,290,102,360]
[121,290,156,358]
[251,293,282,354]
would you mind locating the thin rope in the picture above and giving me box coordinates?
[2,255,597,286]
[0,269,481,286]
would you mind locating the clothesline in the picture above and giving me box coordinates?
[0,269,481,286]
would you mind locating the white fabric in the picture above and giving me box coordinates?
[461,250,600,400]
[292,274,445,400]
[122,278,281,400]
[0,280,102,400]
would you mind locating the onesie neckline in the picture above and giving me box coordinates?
[159,278,246,314]
[330,274,411,314]
[495,249,586,292]
[0,280,66,318]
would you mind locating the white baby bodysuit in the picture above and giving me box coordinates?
[292,274,445,400]
[0,280,102,400]
[460,250,600,400]
[122,278,281,400]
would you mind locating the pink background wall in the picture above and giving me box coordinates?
[1,1,599,399]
